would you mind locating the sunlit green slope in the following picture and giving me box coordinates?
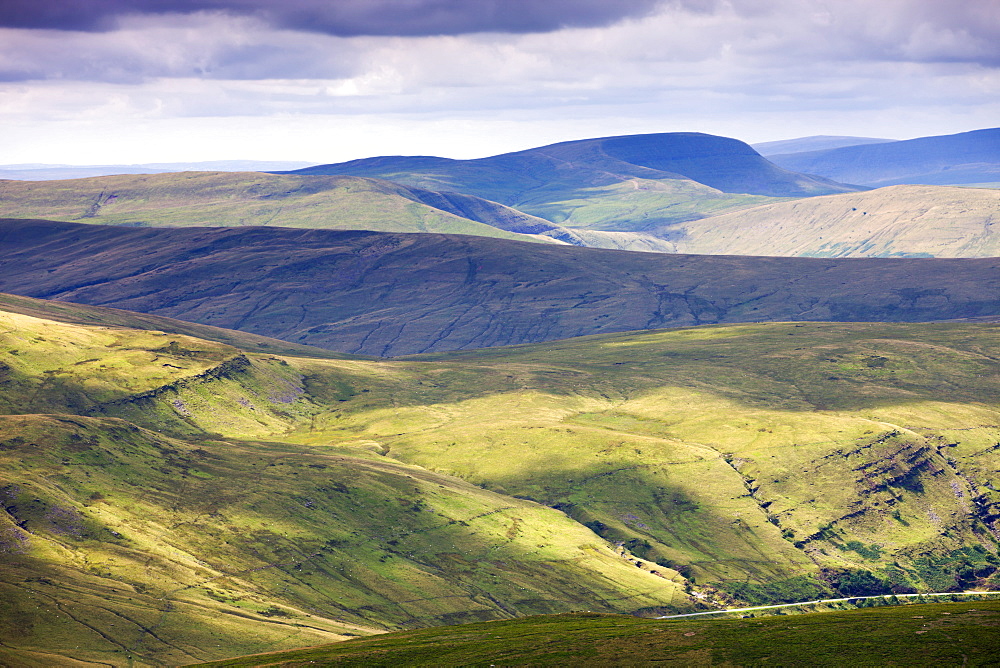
[285,322,1000,600]
[2,294,999,664]
[0,172,544,242]
[672,185,1000,257]
[0,304,689,665]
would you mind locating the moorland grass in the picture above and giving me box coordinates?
[190,600,1000,667]
[3,308,1000,664]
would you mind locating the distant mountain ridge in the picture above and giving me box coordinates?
[752,135,897,156]
[767,127,1000,186]
[1,219,998,356]
[0,159,315,181]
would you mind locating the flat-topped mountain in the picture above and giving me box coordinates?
[287,132,859,230]
[1,219,998,356]
[768,127,1000,187]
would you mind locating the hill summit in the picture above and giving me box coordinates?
[287,132,859,229]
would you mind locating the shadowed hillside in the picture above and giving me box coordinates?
[1,219,999,356]
[768,127,1000,187]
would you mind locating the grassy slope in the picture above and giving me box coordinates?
[674,185,1000,258]
[0,307,690,665]
[0,172,539,242]
[3,298,1000,663]
[519,177,781,232]
[283,322,1000,595]
[190,601,1000,667]
[0,292,354,360]
[0,171,685,253]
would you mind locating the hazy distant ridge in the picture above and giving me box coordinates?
[767,127,1000,186]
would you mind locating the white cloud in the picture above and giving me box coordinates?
[0,0,996,164]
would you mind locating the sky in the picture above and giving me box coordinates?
[1,0,997,165]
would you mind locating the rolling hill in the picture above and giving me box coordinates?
[0,302,693,665]
[1,218,999,356]
[667,185,1000,258]
[1,294,999,664]
[286,132,859,231]
[767,127,1000,187]
[0,171,553,242]
[0,171,684,252]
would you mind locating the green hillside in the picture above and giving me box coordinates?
[192,601,1000,667]
[672,185,1000,257]
[0,304,690,665]
[1,293,999,664]
[0,171,547,242]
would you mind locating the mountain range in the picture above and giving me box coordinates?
[2,127,1000,665]
[752,135,897,156]
[2,129,998,260]
[285,132,855,231]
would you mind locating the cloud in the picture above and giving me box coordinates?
[0,0,997,165]
[0,0,665,35]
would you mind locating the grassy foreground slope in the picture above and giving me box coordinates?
[673,185,1000,258]
[193,601,1000,667]
[0,305,690,665]
[3,219,1000,356]
[3,295,1000,663]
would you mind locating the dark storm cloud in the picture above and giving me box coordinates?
[0,0,665,35]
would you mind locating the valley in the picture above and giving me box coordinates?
[1,128,998,666]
